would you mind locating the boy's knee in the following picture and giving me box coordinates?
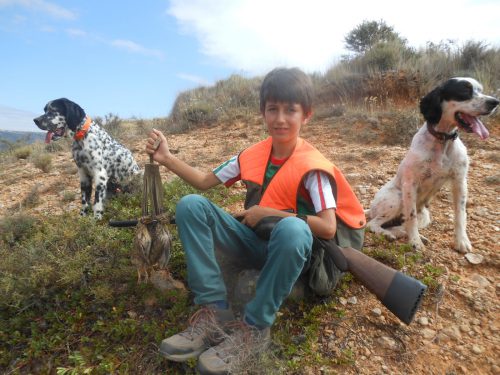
[176,194,208,218]
[272,217,312,253]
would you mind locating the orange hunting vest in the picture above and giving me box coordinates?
[238,137,366,229]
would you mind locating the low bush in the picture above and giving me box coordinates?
[32,152,53,172]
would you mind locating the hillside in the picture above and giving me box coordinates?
[0,130,45,150]
[0,113,499,374]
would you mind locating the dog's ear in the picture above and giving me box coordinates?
[419,87,442,125]
[58,98,86,131]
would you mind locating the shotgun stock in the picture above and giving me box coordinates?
[324,241,427,325]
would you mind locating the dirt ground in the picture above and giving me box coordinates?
[0,117,498,374]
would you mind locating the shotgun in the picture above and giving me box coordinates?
[254,216,427,325]
[110,215,427,324]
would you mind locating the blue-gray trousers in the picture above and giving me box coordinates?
[175,194,313,327]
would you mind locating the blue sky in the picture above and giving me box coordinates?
[1,0,499,131]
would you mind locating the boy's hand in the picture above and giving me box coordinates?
[235,205,283,228]
[146,129,171,166]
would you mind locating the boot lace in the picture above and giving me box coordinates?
[178,306,222,341]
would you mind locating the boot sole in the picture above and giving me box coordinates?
[159,347,205,362]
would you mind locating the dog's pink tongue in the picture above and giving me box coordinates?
[461,113,489,139]
[45,131,53,144]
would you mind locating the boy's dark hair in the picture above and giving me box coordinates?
[259,67,314,115]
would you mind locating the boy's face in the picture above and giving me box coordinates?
[263,101,311,145]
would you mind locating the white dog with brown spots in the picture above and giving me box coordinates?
[366,78,499,253]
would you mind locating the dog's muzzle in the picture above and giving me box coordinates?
[33,116,66,143]
[33,116,47,130]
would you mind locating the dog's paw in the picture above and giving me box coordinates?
[409,237,425,251]
[420,235,430,245]
[454,237,472,254]
[387,226,406,239]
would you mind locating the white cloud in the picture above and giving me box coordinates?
[66,28,87,37]
[110,39,165,59]
[177,73,211,86]
[0,105,40,132]
[62,29,165,60]
[167,0,500,75]
[0,0,76,20]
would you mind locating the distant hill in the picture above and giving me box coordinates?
[0,130,46,151]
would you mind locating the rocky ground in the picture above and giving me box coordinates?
[0,116,498,374]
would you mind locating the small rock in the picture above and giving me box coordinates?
[459,324,470,333]
[372,307,382,316]
[442,325,462,341]
[465,253,484,264]
[471,345,483,354]
[470,274,490,288]
[418,317,429,326]
[347,296,358,304]
[339,297,347,305]
[421,328,436,340]
[377,336,397,350]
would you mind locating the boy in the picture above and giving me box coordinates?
[145,67,365,374]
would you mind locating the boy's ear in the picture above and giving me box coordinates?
[303,110,313,123]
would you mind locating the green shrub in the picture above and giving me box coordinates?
[32,152,53,172]
[21,184,41,208]
[13,145,32,159]
[0,213,37,247]
[94,113,122,139]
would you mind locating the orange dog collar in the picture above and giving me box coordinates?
[74,116,92,141]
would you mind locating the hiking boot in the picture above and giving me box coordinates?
[159,304,235,362]
[197,320,271,375]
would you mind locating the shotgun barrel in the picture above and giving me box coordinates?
[109,219,139,227]
[109,216,176,228]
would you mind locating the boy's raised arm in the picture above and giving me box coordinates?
[146,129,221,191]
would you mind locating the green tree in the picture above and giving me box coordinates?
[344,20,405,54]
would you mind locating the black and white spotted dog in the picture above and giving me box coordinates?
[366,78,499,253]
[34,98,140,219]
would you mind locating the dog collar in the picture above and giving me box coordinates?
[426,123,458,142]
[74,116,92,141]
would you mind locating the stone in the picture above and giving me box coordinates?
[377,336,397,350]
[418,317,429,326]
[442,325,462,341]
[471,345,483,354]
[421,328,436,340]
[347,296,358,304]
[470,274,490,288]
[372,308,382,316]
[465,253,484,264]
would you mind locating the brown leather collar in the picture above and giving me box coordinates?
[426,122,458,142]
